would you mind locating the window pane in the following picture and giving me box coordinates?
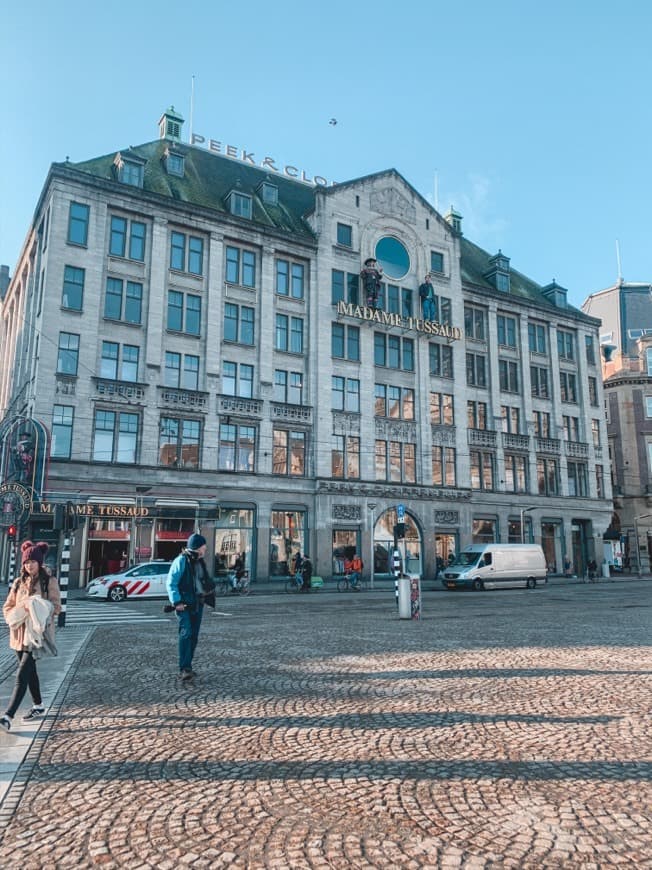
[241,307,255,345]
[186,295,201,335]
[276,260,289,295]
[62,266,84,310]
[93,410,115,461]
[170,232,185,270]
[117,413,138,463]
[129,222,146,260]
[224,303,238,342]
[242,250,256,287]
[165,352,181,388]
[332,323,344,358]
[68,202,89,245]
[291,263,304,299]
[167,290,184,331]
[109,217,127,257]
[105,278,123,319]
[188,237,203,275]
[101,342,119,379]
[121,345,138,381]
[226,246,239,284]
[125,282,142,324]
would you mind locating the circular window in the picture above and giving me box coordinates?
[375,236,410,280]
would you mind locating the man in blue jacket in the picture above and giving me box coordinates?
[166,534,211,681]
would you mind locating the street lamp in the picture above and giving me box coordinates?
[520,506,535,544]
[633,513,652,577]
[368,502,377,590]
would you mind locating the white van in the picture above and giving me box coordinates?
[442,544,547,591]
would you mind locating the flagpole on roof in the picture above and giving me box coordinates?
[189,75,195,144]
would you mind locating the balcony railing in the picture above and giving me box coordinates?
[158,386,208,409]
[535,436,560,454]
[565,440,589,459]
[217,394,263,417]
[93,377,146,401]
[502,432,530,451]
[271,402,313,423]
[468,428,497,448]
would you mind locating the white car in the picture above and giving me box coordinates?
[86,561,172,602]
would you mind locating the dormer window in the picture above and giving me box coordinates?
[259,182,278,206]
[484,250,511,292]
[113,152,146,188]
[164,147,185,178]
[227,191,253,219]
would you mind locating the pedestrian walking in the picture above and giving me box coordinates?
[166,534,214,682]
[301,555,313,592]
[1,541,61,732]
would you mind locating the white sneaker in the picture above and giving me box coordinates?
[0,715,12,732]
[22,706,45,721]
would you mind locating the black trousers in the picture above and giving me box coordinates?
[6,650,42,718]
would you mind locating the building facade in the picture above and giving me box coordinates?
[582,281,652,572]
[0,108,612,587]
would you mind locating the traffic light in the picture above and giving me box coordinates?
[395,522,406,540]
[7,524,17,540]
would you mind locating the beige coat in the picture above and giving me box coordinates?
[3,572,61,652]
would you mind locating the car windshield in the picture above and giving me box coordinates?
[452,552,481,567]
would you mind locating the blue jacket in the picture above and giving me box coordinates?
[166,551,207,607]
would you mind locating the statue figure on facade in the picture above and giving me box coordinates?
[360,257,383,309]
[419,273,436,321]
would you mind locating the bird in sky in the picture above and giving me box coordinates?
[329,118,337,126]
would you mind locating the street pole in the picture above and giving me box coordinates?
[58,510,71,628]
[521,506,534,544]
[368,502,376,590]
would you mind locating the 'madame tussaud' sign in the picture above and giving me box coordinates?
[336,301,462,340]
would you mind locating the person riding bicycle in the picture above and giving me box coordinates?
[344,553,363,590]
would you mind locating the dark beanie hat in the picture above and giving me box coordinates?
[187,533,206,551]
[21,540,49,566]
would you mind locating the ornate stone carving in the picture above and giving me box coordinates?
[375,419,417,441]
[431,425,457,446]
[333,411,361,434]
[434,510,460,525]
[332,504,361,521]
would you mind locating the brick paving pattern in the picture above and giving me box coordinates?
[0,582,650,868]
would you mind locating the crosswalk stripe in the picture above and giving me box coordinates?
[64,603,169,625]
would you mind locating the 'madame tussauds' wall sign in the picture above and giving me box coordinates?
[336,301,462,340]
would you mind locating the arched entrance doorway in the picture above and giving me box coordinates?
[373,507,422,578]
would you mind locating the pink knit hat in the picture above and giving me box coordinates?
[21,540,49,566]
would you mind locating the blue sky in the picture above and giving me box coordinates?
[2,0,651,308]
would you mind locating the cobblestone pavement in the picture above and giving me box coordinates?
[0,582,650,868]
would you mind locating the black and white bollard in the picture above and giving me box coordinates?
[7,539,16,585]
[392,548,401,607]
[58,532,71,628]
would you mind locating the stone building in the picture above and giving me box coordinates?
[0,107,612,587]
[582,280,652,572]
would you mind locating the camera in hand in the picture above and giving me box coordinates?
[163,603,180,613]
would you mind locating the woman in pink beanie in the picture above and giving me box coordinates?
[1,541,61,731]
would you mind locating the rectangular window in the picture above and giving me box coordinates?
[331,270,359,305]
[646,396,652,418]
[57,332,79,375]
[537,457,559,495]
[229,192,252,219]
[51,405,74,459]
[62,265,84,310]
[223,303,255,345]
[110,216,146,260]
[467,400,487,430]
[336,223,352,247]
[331,323,360,361]
[585,335,596,365]
[104,278,142,324]
[466,352,487,387]
[273,369,303,405]
[375,440,416,483]
[272,429,306,476]
[560,371,578,403]
[430,392,455,426]
[591,419,601,448]
[428,343,453,378]
[170,231,203,275]
[530,365,549,398]
[470,450,494,490]
[332,377,359,412]
[498,359,519,392]
[528,323,547,354]
[557,329,575,361]
[430,251,444,273]
[275,315,303,352]
[497,315,517,348]
[504,454,528,492]
[100,341,119,379]
[562,415,580,442]
[165,352,181,388]
[440,297,452,325]
[596,464,604,498]
[159,417,201,469]
[222,361,254,398]
[276,258,305,299]
[92,410,139,463]
[588,376,598,407]
[218,423,255,472]
[432,446,456,486]
[533,410,551,438]
[68,202,89,246]
[374,334,413,371]
[332,435,360,479]
[568,461,588,497]
[182,355,199,391]
[501,406,520,433]
[225,245,256,288]
[464,305,486,340]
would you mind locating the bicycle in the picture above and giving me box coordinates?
[337,574,369,593]
[218,572,251,596]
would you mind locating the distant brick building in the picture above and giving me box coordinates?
[0,107,611,586]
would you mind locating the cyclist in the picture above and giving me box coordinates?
[230,553,245,590]
[344,553,363,590]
